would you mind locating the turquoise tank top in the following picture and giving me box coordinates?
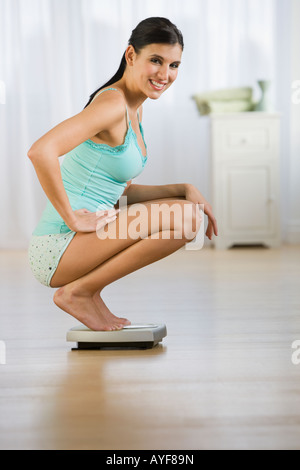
[33,88,148,236]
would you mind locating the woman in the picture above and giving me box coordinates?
[28,17,218,332]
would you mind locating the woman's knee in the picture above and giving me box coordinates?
[190,202,202,239]
[146,199,201,241]
[178,201,202,241]
[102,199,201,242]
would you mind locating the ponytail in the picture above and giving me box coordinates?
[84,52,127,108]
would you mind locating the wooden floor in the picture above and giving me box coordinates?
[0,244,300,450]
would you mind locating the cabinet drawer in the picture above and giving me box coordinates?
[227,128,269,150]
[212,118,279,160]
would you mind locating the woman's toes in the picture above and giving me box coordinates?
[120,318,131,326]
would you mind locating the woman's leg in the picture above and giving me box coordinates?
[51,199,201,331]
[53,231,187,330]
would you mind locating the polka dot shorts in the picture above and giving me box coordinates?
[28,231,76,287]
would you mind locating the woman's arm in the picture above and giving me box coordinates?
[122,183,218,240]
[28,90,125,232]
[185,185,218,240]
[28,152,78,228]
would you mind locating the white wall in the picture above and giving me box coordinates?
[137,0,300,246]
[288,0,300,243]
[0,0,299,248]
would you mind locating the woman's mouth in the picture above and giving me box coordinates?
[149,80,166,91]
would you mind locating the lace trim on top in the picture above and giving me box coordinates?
[85,122,147,160]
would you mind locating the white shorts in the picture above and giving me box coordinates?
[28,231,76,287]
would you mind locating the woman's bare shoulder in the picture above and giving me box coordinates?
[28,89,127,158]
[90,88,127,113]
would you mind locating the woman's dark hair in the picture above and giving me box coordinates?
[84,17,184,108]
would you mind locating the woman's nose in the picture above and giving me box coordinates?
[157,65,169,82]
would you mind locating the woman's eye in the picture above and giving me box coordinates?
[150,58,180,69]
[151,58,161,65]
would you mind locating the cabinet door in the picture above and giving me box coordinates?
[222,164,276,238]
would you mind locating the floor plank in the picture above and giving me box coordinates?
[0,245,300,450]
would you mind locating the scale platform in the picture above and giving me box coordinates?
[67,324,167,350]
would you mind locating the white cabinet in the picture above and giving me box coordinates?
[211,113,281,249]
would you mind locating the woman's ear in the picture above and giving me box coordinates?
[125,45,136,66]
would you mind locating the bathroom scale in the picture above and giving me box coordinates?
[67,323,167,350]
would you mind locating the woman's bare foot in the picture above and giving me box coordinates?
[92,292,131,327]
[53,285,124,331]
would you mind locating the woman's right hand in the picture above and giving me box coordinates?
[68,208,120,233]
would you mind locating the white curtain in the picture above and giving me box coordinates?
[0,0,285,248]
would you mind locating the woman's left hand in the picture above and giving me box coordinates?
[184,184,218,240]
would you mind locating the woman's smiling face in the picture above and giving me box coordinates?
[126,43,183,99]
